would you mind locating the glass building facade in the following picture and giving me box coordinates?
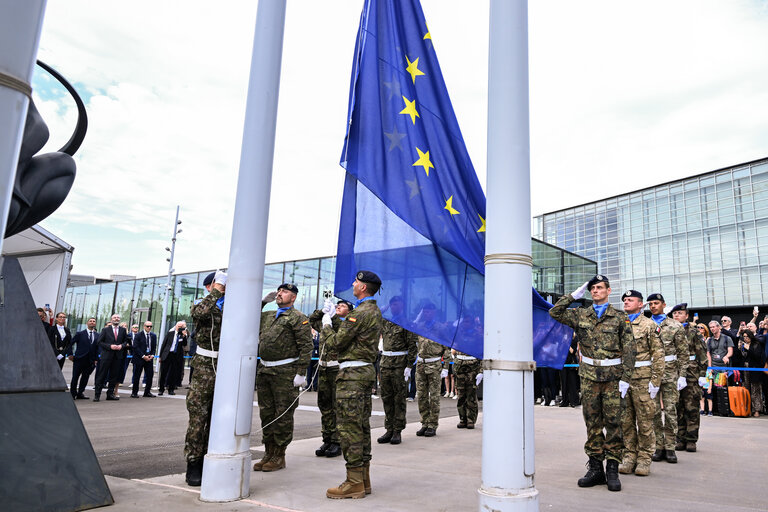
[533,157,768,310]
[62,242,595,332]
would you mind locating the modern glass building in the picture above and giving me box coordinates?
[533,156,768,314]
[62,241,595,332]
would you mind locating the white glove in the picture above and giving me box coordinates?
[440,369,448,379]
[571,281,590,300]
[476,373,483,386]
[676,376,687,391]
[698,376,707,387]
[293,374,306,388]
[262,291,277,303]
[321,298,335,316]
[322,313,333,328]
[413,309,423,324]
[618,380,630,399]
[214,270,228,286]
[648,382,660,399]
[404,367,411,381]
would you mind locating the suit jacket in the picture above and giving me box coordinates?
[48,324,72,357]
[69,329,99,362]
[159,330,188,360]
[96,325,130,361]
[132,331,157,364]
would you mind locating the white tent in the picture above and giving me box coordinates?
[2,225,74,313]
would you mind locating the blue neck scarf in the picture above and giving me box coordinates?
[593,303,609,319]
[275,306,291,319]
[652,314,666,325]
[216,296,225,312]
[338,317,346,322]
[354,296,375,308]
[628,312,641,322]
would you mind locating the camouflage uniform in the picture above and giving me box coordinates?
[379,319,417,433]
[323,299,382,468]
[453,350,482,425]
[549,295,635,462]
[652,317,688,451]
[676,323,708,444]
[257,307,313,449]
[309,310,342,444]
[621,314,664,468]
[185,288,223,463]
[415,335,449,430]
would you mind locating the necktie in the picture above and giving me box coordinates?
[89,331,93,343]
[114,327,118,340]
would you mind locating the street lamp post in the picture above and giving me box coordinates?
[157,205,181,362]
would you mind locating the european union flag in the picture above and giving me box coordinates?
[336,0,572,366]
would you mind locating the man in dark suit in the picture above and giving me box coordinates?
[93,314,131,402]
[131,321,157,398]
[48,311,72,369]
[158,320,188,396]
[67,317,99,399]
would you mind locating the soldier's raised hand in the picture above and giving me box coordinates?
[571,281,589,300]
[262,291,277,304]
[322,298,335,316]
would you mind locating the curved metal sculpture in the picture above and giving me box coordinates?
[4,60,88,238]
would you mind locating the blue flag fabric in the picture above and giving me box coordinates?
[336,0,572,367]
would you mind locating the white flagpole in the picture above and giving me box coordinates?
[0,0,47,257]
[199,0,287,502]
[479,0,538,511]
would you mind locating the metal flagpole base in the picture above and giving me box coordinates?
[478,486,539,511]
[199,452,251,502]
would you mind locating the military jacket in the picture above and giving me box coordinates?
[629,314,664,387]
[682,323,708,379]
[258,307,313,375]
[416,336,449,365]
[380,319,418,369]
[549,294,635,382]
[324,299,382,381]
[309,309,340,363]
[190,288,224,354]
[453,350,482,374]
[657,317,688,382]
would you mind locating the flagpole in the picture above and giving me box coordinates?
[199,0,286,502]
[0,1,47,258]
[479,1,538,511]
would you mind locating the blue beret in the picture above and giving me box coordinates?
[356,270,381,285]
[203,272,216,286]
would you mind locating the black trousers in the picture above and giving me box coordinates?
[132,359,154,395]
[560,367,580,406]
[159,352,182,391]
[70,358,94,396]
[94,356,122,396]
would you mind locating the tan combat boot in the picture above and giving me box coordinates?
[253,444,273,471]
[634,461,651,476]
[262,445,286,472]
[326,467,366,499]
[363,463,371,495]
[618,455,636,475]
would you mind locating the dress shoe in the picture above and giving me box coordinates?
[106,395,119,401]
[130,393,139,398]
[665,450,677,463]
[377,431,393,444]
[415,426,427,436]
[93,396,100,402]
[144,393,156,398]
[559,402,569,407]
[169,390,176,395]
[651,449,665,462]
[76,394,89,400]
[423,427,436,437]
[389,431,401,444]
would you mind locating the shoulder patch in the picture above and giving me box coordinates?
[302,320,308,325]
[348,317,357,322]
[656,326,662,334]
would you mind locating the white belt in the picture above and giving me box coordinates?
[339,361,371,369]
[418,356,441,363]
[319,360,339,367]
[261,357,299,367]
[689,355,696,360]
[634,360,652,367]
[196,347,218,359]
[664,355,677,362]
[580,354,622,367]
[456,355,477,361]
[381,350,408,357]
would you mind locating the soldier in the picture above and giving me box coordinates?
[549,275,635,492]
[377,296,417,445]
[671,303,708,453]
[413,302,450,437]
[618,290,664,477]
[646,293,688,464]
[184,270,226,486]
[252,283,313,473]
[309,298,354,458]
[323,271,383,499]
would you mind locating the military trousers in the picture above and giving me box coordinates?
[620,378,656,465]
[380,365,408,432]
[317,366,339,443]
[676,378,702,443]
[455,361,481,424]
[416,361,442,428]
[653,380,679,450]
[336,377,374,469]
[580,377,623,462]
[185,356,217,462]
[256,368,300,448]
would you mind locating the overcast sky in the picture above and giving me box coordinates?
[30,0,768,279]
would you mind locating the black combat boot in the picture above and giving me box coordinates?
[416,426,428,436]
[325,443,342,457]
[315,441,330,456]
[185,458,203,487]
[377,431,393,444]
[665,450,677,463]
[605,460,621,492]
[577,457,606,488]
[651,449,665,461]
[389,431,402,444]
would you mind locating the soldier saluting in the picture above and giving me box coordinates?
[549,275,635,492]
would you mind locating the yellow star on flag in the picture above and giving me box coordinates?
[444,196,460,216]
[412,147,434,176]
[405,56,425,84]
[477,214,486,232]
[423,24,431,40]
[399,95,420,124]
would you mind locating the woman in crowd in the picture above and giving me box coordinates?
[739,330,765,417]
[697,323,713,415]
